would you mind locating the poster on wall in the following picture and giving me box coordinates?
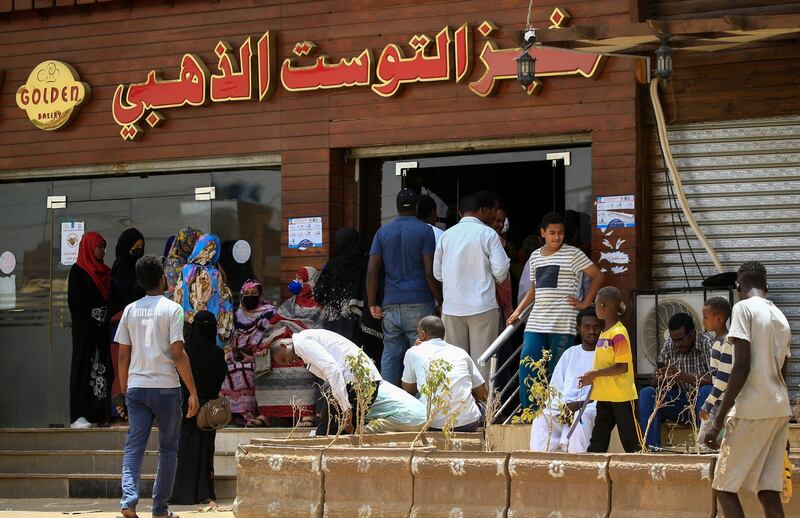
[288,217,323,250]
[596,195,635,230]
[61,221,84,266]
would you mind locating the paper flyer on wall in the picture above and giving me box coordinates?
[61,221,85,266]
[596,195,635,230]
[288,217,323,250]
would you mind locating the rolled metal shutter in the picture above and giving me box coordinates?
[650,115,800,398]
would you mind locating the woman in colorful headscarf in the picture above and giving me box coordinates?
[218,279,277,425]
[252,267,321,427]
[67,232,113,428]
[164,227,203,299]
[174,234,234,346]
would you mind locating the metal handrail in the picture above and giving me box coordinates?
[482,303,532,423]
[478,303,533,366]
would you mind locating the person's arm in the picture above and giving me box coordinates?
[402,382,418,396]
[171,340,200,418]
[578,363,628,388]
[487,231,510,284]
[302,342,351,412]
[472,383,488,403]
[569,264,603,310]
[117,344,131,396]
[422,253,443,307]
[508,285,534,325]
[367,254,383,319]
[433,238,443,282]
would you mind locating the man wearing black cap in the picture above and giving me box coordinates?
[367,188,443,385]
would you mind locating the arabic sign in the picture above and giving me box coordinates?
[288,217,323,250]
[597,195,635,230]
[16,61,90,131]
[112,19,604,140]
[61,221,84,266]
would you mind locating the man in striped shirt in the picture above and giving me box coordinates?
[698,297,732,441]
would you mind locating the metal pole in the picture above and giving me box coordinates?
[486,356,497,424]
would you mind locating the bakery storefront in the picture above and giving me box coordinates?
[1,0,797,426]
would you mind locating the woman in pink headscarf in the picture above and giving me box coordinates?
[219,279,276,425]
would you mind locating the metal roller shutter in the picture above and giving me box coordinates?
[650,115,800,399]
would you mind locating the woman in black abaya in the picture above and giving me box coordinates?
[170,310,227,506]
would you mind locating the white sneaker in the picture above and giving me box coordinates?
[70,417,95,429]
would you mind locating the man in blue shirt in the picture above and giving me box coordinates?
[368,189,442,385]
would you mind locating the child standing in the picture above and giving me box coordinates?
[509,212,603,409]
[579,286,641,453]
[698,297,732,442]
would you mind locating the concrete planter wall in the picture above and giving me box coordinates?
[411,450,509,517]
[508,452,610,518]
[234,444,325,518]
[608,454,716,518]
[322,446,415,517]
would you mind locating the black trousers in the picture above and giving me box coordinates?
[316,381,379,436]
[587,400,642,453]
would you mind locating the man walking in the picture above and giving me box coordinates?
[368,188,442,385]
[115,256,199,518]
[433,191,509,378]
[702,262,792,518]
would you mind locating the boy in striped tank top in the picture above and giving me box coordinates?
[508,212,603,409]
[698,297,732,443]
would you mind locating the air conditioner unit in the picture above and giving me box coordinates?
[635,290,737,376]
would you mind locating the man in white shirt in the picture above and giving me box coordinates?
[115,256,199,518]
[271,329,382,436]
[702,262,792,518]
[530,307,601,453]
[433,191,509,378]
[401,316,487,432]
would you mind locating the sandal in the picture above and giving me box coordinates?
[246,415,268,428]
[297,416,315,428]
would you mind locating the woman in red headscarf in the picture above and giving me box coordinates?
[67,232,113,428]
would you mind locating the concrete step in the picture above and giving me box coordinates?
[0,473,236,499]
[0,450,236,477]
[0,427,296,452]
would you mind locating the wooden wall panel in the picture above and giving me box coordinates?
[650,0,800,20]
[0,0,643,292]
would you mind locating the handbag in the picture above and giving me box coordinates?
[196,397,232,431]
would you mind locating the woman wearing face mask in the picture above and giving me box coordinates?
[109,228,146,411]
[219,279,277,426]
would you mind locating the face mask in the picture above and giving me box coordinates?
[288,280,303,295]
[242,295,260,311]
[130,248,144,260]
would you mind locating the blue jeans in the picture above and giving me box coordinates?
[638,384,713,448]
[380,302,435,385]
[519,332,574,409]
[121,387,183,516]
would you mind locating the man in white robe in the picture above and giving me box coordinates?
[530,307,601,453]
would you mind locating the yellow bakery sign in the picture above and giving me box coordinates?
[16,61,90,130]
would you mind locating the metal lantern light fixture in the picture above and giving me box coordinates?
[655,36,673,79]
[516,29,538,88]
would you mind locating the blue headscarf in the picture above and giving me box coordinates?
[174,234,233,347]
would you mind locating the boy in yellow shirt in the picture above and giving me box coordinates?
[579,286,641,452]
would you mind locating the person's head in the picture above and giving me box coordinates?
[737,261,767,299]
[191,310,218,344]
[540,212,565,250]
[595,286,625,323]
[702,297,731,336]
[334,227,361,258]
[458,194,478,219]
[576,306,602,350]
[492,206,507,235]
[417,315,446,343]
[188,234,221,267]
[270,337,298,365]
[240,279,264,311]
[417,194,438,225]
[115,228,145,263]
[668,312,696,354]
[396,188,419,215]
[474,191,498,225]
[135,255,166,292]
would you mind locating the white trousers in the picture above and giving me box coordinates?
[530,404,597,453]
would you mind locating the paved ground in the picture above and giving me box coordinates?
[0,499,235,518]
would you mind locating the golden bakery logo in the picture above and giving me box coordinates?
[16,61,91,131]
